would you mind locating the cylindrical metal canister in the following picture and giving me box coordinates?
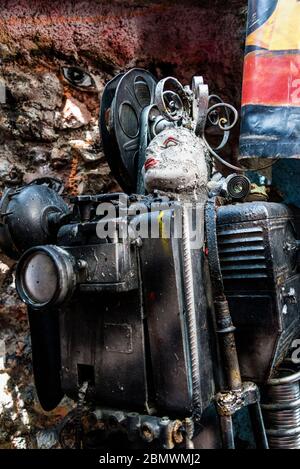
[240,0,300,206]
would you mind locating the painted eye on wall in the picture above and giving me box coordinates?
[61,66,96,91]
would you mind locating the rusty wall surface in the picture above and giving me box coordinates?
[0,0,246,448]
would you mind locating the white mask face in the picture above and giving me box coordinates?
[143,127,208,194]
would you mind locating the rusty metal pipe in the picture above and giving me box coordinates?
[219,415,235,449]
[205,199,242,392]
[215,299,242,391]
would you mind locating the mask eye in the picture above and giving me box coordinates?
[61,66,96,91]
[162,136,179,148]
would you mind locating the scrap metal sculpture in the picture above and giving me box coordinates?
[1,64,300,450]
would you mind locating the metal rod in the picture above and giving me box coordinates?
[215,300,242,391]
[268,370,300,386]
[205,198,242,391]
[182,206,201,411]
[248,402,269,449]
[219,415,235,449]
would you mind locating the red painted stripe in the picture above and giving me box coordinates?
[242,52,300,107]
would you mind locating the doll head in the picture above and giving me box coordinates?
[143,127,208,194]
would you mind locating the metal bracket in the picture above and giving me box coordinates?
[215,382,260,417]
[192,76,209,137]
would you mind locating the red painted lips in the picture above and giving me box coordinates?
[144,158,158,170]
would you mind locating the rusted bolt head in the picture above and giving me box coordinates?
[141,423,155,442]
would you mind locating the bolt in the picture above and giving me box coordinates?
[131,237,143,247]
[141,423,155,443]
[77,259,87,270]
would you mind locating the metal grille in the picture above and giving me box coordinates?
[217,226,268,280]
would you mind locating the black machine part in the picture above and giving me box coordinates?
[18,196,215,419]
[16,245,78,309]
[57,204,214,417]
[208,173,251,201]
[216,201,300,383]
[0,182,70,259]
[100,69,157,193]
[205,198,268,450]
[27,306,63,411]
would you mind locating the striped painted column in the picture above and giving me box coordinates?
[240,0,300,206]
